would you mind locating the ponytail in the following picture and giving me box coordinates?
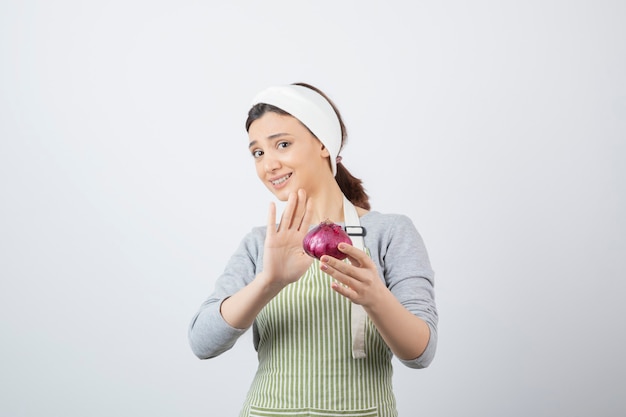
[335,161,370,210]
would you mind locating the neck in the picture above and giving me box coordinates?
[307,182,345,225]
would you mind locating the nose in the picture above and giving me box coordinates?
[264,154,281,173]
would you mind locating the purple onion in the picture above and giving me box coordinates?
[302,220,353,260]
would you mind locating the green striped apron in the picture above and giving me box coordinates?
[239,259,397,417]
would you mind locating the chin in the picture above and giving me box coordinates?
[276,191,292,202]
[265,186,291,202]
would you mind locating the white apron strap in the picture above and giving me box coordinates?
[343,196,367,359]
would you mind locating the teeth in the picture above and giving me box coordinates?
[271,174,291,185]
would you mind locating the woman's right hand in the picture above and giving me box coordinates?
[261,188,314,289]
[220,189,313,330]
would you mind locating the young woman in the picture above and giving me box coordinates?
[189,83,438,417]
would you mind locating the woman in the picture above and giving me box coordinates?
[189,83,437,417]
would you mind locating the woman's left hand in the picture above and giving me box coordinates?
[320,242,431,361]
[320,243,387,308]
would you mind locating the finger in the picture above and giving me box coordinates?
[338,242,369,267]
[277,192,297,232]
[320,255,343,272]
[325,264,367,304]
[320,255,355,281]
[330,280,357,301]
[267,201,277,236]
[292,189,307,230]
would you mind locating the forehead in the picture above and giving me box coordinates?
[248,112,308,140]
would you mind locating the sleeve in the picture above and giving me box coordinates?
[187,227,265,359]
[380,214,438,369]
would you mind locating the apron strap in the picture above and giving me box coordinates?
[343,196,367,359]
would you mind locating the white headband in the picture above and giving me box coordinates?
[251,85,342,176]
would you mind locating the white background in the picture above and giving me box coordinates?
[1,1,624,416]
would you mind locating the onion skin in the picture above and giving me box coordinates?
[302,220,353,260]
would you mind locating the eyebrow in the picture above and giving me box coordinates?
[248,132,290,149]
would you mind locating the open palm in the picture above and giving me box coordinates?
[262,189,314,287]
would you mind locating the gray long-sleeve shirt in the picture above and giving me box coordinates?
[188,211,438,369]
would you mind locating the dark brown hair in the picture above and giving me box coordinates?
[245,82,370,210]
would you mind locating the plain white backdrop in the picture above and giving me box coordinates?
[1,1,624,416]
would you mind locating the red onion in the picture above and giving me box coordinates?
[302,220,353,260]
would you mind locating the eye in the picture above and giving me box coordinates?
[277,141,290,149]
[251,149,264,158]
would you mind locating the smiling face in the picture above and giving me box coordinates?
[248,111,333,201]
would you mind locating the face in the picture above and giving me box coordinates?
[248,112,332,201]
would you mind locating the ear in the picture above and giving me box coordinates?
[319,144,331,158]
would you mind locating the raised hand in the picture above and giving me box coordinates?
[218,189,313,330]
[262,189,314,288]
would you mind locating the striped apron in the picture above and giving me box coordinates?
[239,260,397,417]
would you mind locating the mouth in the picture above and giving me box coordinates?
[270,173,292,187]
